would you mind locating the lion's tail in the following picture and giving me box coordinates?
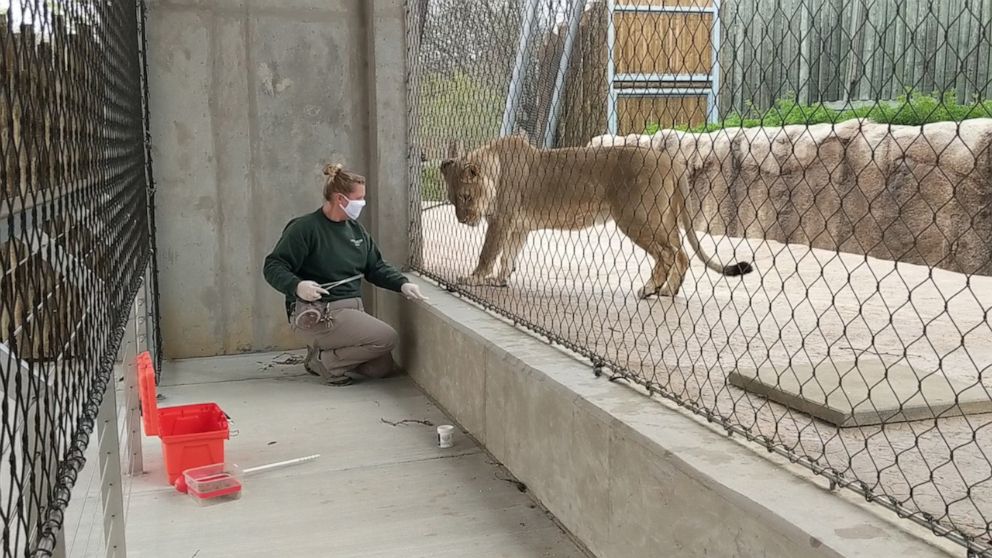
[679,203,754,277]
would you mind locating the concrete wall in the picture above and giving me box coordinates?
[147,0,409,358]
[379,278,957,558]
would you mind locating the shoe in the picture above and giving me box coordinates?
[303,344,324,377]
[304,344,354,386]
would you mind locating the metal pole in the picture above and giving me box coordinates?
[125,286,144,476]
[709,0,722,124]
[97,379,127,557]
[844,0,867,102]
[23,396,55,558]
[542,0,586,147]
[51,530,66,558]
[798,0,811,105]
[606,0,618,134]
[142,267,158,377]
[501,0,541,136]
[406,0,425,270]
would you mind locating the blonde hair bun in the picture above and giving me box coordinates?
[323,163,343,179]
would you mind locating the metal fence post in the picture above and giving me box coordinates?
[97,379,127,557]
[126,284,146,476]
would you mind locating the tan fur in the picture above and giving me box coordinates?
[440,136,753,298]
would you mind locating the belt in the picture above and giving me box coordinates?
[292,297,363,329]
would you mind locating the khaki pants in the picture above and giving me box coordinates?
[289,298,398,379]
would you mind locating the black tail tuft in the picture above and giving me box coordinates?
[722,261,754,277]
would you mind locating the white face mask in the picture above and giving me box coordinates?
[340,198,366,220]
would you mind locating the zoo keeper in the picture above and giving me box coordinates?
[263,163,427,385]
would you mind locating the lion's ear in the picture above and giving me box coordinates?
[465,163,480,180]
[440,159,454,175]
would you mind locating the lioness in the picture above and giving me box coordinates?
[439,135,753,298]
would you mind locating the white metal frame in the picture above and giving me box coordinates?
[127,283,147,477]
[606,0,722,134]
[97,373,127,558]
[90,281,148,558]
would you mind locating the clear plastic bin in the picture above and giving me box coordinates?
[182,463,243,505]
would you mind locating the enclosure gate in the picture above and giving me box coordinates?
[606,0,721,133]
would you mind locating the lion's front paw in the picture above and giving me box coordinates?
[655,288,676,298]
[457,274,486,286]
[458,274,508,287]
[638,285,661,299]
[639,284,677,298]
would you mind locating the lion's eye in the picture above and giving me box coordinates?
[459,193,471,202]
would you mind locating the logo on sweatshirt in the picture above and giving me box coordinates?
[350,237,364,248]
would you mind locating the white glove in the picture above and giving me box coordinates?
[401,282,428,302]
[296,280,329,302]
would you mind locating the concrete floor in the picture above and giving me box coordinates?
[68,351,588,558]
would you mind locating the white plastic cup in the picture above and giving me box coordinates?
[437,425,455,448]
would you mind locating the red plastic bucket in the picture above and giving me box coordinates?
[137,353,230,484]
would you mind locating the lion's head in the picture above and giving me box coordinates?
[440,156,497,227]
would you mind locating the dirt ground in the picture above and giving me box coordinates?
[417,203,992,543]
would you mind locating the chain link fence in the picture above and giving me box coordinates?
[1,0,155,554]
[407,0,992,554]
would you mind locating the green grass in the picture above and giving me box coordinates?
[416,70,503,203]
[644,91,992,135]
[420,162,446,202]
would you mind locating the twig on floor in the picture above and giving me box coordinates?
[380,418,435,427]
[495,471,528,493]
[271,353,305,366]
[835,345,909,359]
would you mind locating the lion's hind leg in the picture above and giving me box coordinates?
[613,202,690,298]
[613,218,675,299]
[640,246,679,298]
[657,247,689,297]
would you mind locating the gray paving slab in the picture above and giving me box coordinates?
[729,359,992,427]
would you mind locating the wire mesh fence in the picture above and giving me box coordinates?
[406,0,992,554]
[1,0,154,554]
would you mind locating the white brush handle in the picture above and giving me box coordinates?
[318,274,363,290]
[243,454,320,475]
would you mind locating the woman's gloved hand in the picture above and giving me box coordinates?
[401,282,428,302]
[296,281,329,302]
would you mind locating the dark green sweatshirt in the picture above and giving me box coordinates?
[263,209,409,318]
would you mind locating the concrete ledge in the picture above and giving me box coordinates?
[382,278,955,558]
